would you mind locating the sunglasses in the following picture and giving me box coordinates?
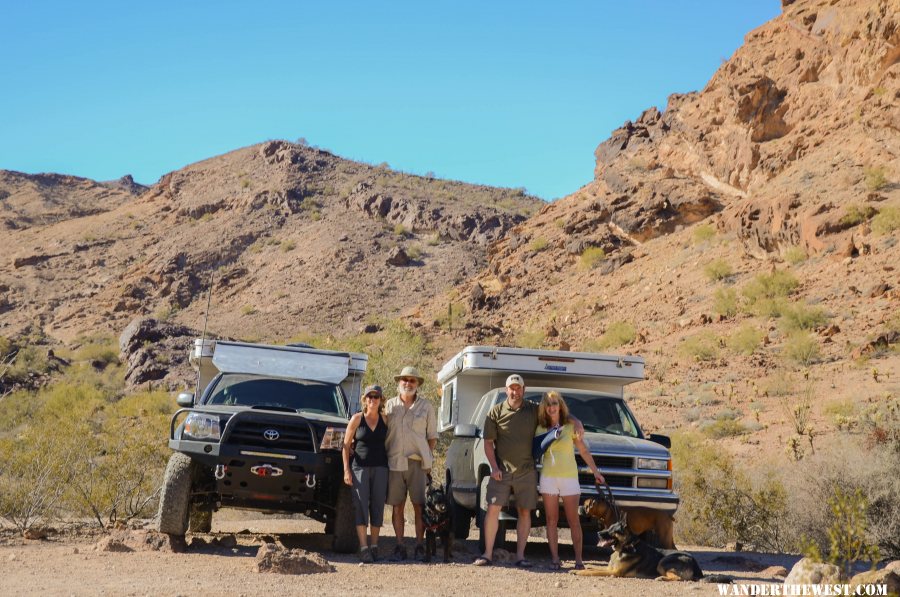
[399,378,419,383]
[366,394,383,399]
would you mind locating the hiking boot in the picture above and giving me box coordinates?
[391,544,407,561]
[370,545,380,562]
[359,546,374,563]
[414,544,425,562]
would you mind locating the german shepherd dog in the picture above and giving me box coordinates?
[423,482,453,563]
[582,498,677,549]
[573,515,729,582]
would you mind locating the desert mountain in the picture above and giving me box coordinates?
[414,0,899,445]
[0,141,540,344]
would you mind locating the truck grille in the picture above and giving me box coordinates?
[577,455,633,469]
[226,420,315,452]
[579,473,632,488]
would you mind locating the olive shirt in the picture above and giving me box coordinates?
[483,399,539,474]
[384,394,438,472]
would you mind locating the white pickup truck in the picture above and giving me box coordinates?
[438,345,677,550]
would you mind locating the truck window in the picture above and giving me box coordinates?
[205,374,347,417]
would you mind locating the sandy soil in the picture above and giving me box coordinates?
[0,516,800,597]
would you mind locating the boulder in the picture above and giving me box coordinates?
[849,569,900,595]
[386,247,411,267]
[784,557,843,586]
[254,543,334,574]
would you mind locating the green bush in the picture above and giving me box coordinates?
[704,259,733,282]
[713,287,738,318]
[591,321,636,350]
[701,419,749,438]
[530,237,549,252]
[871,207,900,235]
[839,205,877,227]
[679,332,720,361]
[727,324,765,355]
[780,304,829,332]
[784,246,807,265]
[579,246,605,270]
[783,331,821,366]
[827,488,881,577]
[693,223,716,244]
[864,166,887,191]
[73,336,120,366]
[517,329,546,349]
[743,271,799,317]
[393,223,407,236]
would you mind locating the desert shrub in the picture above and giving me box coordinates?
[590,321,636,350]
[743,270,799,317]
[671,432,791,551]
[713,287,738,318]
[871,206,900,235]
[241,304,257,316]
[727,323,765,355]
[780,304,829,332]
[701,419,748,438]
[436,302,466,331]
[529,237,549,252]
[406,245,422,260]
[784,246,807,265]
[155,303,178,322]
[280,239,296,252]
[827,489,881,577]
[693,223,716,244]
[839,205,877,227]
[783,331,821,366]
[517,329,546,349]
[393,223,407,236]
[73,335,120,366]
[679,331,719,361]
[3,345,52,384]
[0,336,11,359]
[823,399,857,427]
[703,259,733,282]
[579,247,605,270]
[863,166,887,191]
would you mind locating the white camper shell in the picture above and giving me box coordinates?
[437,345,645,433]
[190,339,369,412]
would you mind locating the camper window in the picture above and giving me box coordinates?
[205,373,347,417]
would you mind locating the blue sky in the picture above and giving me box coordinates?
[0,1,780,200]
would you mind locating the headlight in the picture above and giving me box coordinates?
[637,477,669,489]
[183,413,221,440]
[319,427,346,450]
[637,458,669,470]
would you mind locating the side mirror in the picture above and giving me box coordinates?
[453,423,479,438]
[648,433,671,449]
[176,392,195,407]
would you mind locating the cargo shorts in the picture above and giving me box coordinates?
[485,469,538,510]
[387,458,428,505]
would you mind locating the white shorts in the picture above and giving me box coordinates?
[539,475,581,497]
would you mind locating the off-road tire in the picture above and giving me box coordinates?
[477,475,507,553]
[157,453,194,536]
[331,485,358,553]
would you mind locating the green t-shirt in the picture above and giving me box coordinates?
[536,423,578,478]
[483,399,538,474]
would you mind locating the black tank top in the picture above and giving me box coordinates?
[352,415,388,468]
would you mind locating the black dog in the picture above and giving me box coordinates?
[423,482,453,563]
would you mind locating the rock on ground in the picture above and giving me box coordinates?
[254,542,334,574]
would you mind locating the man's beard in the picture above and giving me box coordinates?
[398,385,416,398]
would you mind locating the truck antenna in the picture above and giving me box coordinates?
[195,269,216,398]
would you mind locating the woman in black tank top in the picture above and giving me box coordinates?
[342,384,390,562]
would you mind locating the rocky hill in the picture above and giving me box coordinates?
[414,0,899,451]
[0,141,540,344]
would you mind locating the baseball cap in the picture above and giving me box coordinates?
[363,384,383,397]
[505,374,524,387]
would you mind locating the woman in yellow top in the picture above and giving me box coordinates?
[536,390,605,571]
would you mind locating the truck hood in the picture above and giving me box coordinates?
[191,405,349,427]
[582,432,671,459]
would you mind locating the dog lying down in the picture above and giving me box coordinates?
[581,498,677,549]
[573,515,731,583]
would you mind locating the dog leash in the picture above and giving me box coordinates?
[595,480,623,524]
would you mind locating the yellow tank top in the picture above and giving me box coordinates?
[536,423,578,478]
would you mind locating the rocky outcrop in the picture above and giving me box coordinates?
[254,543,334,574]
[784,557,843,585]
[119,318,198,389]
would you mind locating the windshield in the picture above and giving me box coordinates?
[204,373,347,417]
[515,391,642,438]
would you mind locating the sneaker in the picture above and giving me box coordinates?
[359,546,374,563]
[370,545,380,562]
[413,544,425,562]
[391,544,407,561]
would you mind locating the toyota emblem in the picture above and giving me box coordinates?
[263,429,280,441]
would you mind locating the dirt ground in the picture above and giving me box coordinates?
[0,515,801,597]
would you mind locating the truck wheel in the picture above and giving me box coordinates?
[157,453,194,536]
[189,505,212,533]
[331,485,358,554]
[477,476,506,553]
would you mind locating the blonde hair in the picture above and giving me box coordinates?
[537,390,569,428]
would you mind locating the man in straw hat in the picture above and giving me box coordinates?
[384,365,437,561]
